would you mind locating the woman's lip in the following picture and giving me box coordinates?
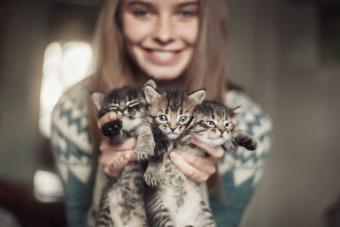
[143,48,183,65]
[143,47,182,52]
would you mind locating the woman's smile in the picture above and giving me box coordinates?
[142,48,184,65]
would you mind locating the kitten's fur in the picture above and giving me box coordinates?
[92,81,157,227]
[143,85,213,227]
[145,100,257,227]
[92,81,257,227]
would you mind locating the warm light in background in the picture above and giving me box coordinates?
[39,41,93,137]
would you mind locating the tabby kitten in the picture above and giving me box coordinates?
[187,100,258,152]
[143,85,210,227]
[145,100,258,227]
[92,82,156,227]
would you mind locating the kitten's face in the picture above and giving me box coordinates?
[92,87,145,131]
[191,101,235,147]
[144,86,206,140]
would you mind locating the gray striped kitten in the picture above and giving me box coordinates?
[143,85,212,227]
[186,101,258,152]
[92,81,158,227]
[145,98,258,227]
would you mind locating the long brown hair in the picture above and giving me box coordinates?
[89,0,230,191]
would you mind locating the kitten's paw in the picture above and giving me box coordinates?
[239,137,258,151]
[245,139,257,151]
[101,120,122,137]
[136,140,155,161]
[144,169,164,187]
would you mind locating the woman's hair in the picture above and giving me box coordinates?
[91,0,229,102]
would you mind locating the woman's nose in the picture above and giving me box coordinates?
[153,15,174,45]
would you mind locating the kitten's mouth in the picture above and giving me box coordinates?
[168,133,179,140]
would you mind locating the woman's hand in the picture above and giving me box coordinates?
[169,138,224,183]
[98,112,137,177]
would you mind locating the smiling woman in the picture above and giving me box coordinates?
[50,0,272,227]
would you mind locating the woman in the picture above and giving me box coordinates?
[51,0,272,227]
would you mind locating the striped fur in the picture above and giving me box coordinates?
[92,84,155,227]
[144,85,214,227]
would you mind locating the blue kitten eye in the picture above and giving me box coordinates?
[159,115,168,121]
[178,116,188,123]
[207,120,215,126]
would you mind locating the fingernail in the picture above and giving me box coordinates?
[170,152,178,159]
[216,149,224,157]
[124,152,131,160]
[108,112,116,120]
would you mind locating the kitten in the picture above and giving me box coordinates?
[187,100,258,152]
[145,99,257,227]
[143,85,210,227]
[92,81,157,227]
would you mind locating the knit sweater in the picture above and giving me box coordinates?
[51,78,272,227]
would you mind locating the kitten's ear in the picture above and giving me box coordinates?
[144,85,161,104]
[230,105,241,117]
[91,92,105,110]
[189,89,206,105]
[144,79,157,89]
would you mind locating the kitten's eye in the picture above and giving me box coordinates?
[158,115,168,122]
[206,120,215,126]
[178,116,189,123]
[108,106,118,111]
[225,122,230,128]
[128,103,139,110]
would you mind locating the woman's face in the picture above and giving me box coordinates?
[122,0,199,80]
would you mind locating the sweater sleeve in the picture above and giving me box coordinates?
[210,90,272,227]
[50,81,97,227]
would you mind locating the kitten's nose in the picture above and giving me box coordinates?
[219,129,225,134]
[170,127,176,132]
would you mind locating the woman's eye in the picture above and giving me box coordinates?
[178,10,194,17]
[133,9,150,17]
[179,116,188,123]
[177,5,198,18]
[159,115,168,121]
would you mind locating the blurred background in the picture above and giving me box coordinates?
[0,0,340,226]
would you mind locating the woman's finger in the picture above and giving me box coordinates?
[100,137,137,153]
[191,138,224,159]
[170,151,210,183]
[101,149,136,177]
[98,112,118,128]
[175,150,216,176]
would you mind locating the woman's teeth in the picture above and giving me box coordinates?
[152,51,175,61]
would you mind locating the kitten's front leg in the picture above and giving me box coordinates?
[144,155,166,187]
[143,131,170,187]
[135,124,155,161]
[233,130,258,151]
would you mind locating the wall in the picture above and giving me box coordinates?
[0,0,49,184]
[229,0,340,227]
